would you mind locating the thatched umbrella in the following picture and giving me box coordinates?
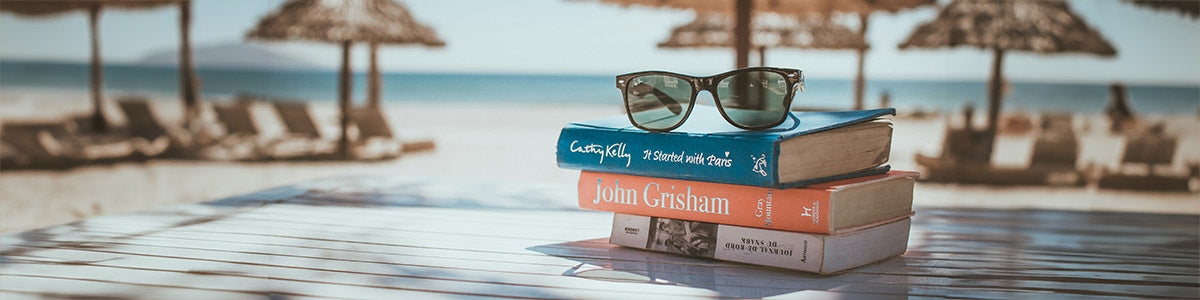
[1127,0,1199,19]
[834,0,934,111]
[576,0,932,109]
[1,0,193,133]
[658,12,867,66]
[247,0,443,158]
[899,0,1116,157]
[576,0,757,68]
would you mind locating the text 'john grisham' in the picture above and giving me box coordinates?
[593,178,730,215]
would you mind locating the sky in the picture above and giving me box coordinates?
[1,0,1198,85]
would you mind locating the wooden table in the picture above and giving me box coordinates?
[2,176,1197,299]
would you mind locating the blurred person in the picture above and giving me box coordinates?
[1105,83,1136,134]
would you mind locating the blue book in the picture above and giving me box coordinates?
[556,105,895,188]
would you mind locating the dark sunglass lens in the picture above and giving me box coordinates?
[715,70,789,128]
[625,75,694,130]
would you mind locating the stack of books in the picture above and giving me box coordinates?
[555,106,917,274]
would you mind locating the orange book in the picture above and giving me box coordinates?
[578,170,918,233]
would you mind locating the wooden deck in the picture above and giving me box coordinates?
[2,176,1197,299]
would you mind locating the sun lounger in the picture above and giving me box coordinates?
[1,122,73,169]
[1025,114,1083,185]
[1029,135,1077,169]
[0,121,139,170]
[1098,124,1192,192]
[914,114,993,182]
[349,106,412,159]
[213,102,259,137]
[916,115,1082,186]
[268,101,337,159]
[208,102,267,160]
[1120,133,1176,167]
[1029,114,1079,170]
[940,128,993,163]
[117,97,169,142]
[115,97,184,157]
[351,107,394,140]
[273,101,322,139]
[914,127,1042,185]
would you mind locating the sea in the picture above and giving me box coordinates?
[2,60,1198,115]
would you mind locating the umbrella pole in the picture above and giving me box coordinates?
[338,41,353,159]
[852,12,870,111]
[733,0,752,69]
[368,42,381,109]
[986,47,1004,137]
[179,0,199,127]
[757,46,766,67]
[88,5,109,133]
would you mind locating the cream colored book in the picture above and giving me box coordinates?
[609,213,911,274]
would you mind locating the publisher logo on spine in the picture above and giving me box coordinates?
[803,201,819,224]
[757,190,818,226]
[750,154,768,177]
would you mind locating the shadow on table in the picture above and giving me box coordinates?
[527,238,913,299]
[201,176,579,210]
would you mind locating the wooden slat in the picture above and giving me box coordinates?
[3,176,1198,299]
[72,210,1200,280]
[2,246,722,300]
[6,222,921,298]
[0,273,352,300]
[7,211,1194,299]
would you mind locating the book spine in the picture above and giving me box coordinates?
[556,125,779,187]
[610,213,826,273]
[580,171,833,233]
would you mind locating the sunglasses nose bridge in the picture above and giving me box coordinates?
[695,77,716,93]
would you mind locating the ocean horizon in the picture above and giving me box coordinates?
[3,60,1197,115]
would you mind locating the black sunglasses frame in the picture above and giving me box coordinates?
[615,67,804,132]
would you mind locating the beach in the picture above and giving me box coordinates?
[2,90,1198,232]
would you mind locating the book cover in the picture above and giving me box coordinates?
[579,170,917,233]
[609,213,911,274]
[556,105,896,188]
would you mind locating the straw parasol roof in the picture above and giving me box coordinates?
[659,12,867,66]
[246,0,444,46]
[899,0,1117,55]
[898,0,1116,159]
[659,12,867,50]
[247,0,444,158]
[584,0,931,15]
[577,0,932,110]
[1,0,181,16]
[3,0,190,133]
[1127,0,1200,19]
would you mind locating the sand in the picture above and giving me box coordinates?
[2,89,1198,232]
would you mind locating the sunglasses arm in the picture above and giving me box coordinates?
[795,73,806,93]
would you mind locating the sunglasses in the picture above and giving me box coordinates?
[616,67,805,132]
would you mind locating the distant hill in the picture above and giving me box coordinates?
[136,43,321,70]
